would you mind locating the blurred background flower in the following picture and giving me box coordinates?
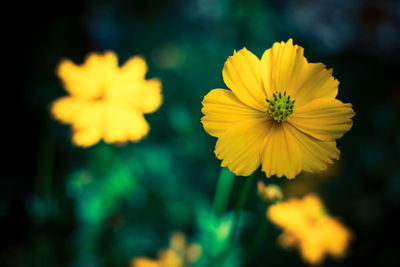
[130,231,202,267]
[52,51,162,147]
[257,182,283,203]
[3,0,400,266]
[267,194,352,265]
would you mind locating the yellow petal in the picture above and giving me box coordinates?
[215,118,272,176]
[300,239,325,265]
[289,98,355,141]
[222,48,265,111]
[108,78,163,114]
[51,96,89,123]
[102,51,119,70]
[260,123,303,179]
[261,39,301,96]
[71,103,104,147]
[292,65,339,107]
[139,78,163,113]
[121,55,148,79]
[260,39,338,107]
[268,199,309,233]
[123,78,162,113]
[201,89,265,137]
[285,124,340,173]
[72,127,102,147]
[322,217,352,258]
[103,104,149,143]
[130,257,160,267]
[108,57,162,113]
[57,52,118,100]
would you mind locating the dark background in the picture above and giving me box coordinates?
[2,0,400,266]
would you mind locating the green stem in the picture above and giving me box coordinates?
[235,173,255,217]
[212,167,235,216]
[231,173,256,240]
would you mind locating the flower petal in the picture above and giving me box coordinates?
[137,78,163,113]
[120,55,148,79]
[321,217,352,258]
[106,56,163,113]
[285,124,340,173]
[71,103,104,147]
[261,39,302,96]
[201,89,265,137]
[292,65,339,107]
[131,258,160,267]
[72,127,102,147]
[300,238,325,265]
[57,52,118,100]
[260,123,303,179]
[215,118,273,176]
[103,104,149,143]
[289,98,355,141]
[51,97,90,123]
[260,39,338,107]
[222,48,265,111]
[109,78,163,114]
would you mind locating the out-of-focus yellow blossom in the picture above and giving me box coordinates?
[131,258,160,267]
[267,194,352,265]
[130,231,201,267]
[52,51,162,147]
[170,231,186,250]
[201,39,355,179]
[257,181,283,202]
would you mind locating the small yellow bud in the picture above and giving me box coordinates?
[257,181,283,202]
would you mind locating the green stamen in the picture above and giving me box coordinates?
[265,91,295,122]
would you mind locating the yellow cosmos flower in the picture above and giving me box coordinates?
[130,231,201,267]
[51,51,162,147]
[201,39,355,179]
[267,194,352,265]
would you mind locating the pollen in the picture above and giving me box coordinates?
[265,91,295,123]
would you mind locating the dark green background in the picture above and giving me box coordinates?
[3,0,400,266]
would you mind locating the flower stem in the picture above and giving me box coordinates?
[231,173,256,240]
[235,173,255,217]
[212,167,235,216]
[211,172,255,265]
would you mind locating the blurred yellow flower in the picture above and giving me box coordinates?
[130,231,201,267]
[52,51,162,147]
[201,39,355,179]
[131,258,160,267]
[267,194,352,265]
[257,181,283,202]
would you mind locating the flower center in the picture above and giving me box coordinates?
[265,91,295,123]
[93,95,105,102]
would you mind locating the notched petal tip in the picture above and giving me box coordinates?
[125,54,147,66]
[103,50,119,65]
[83,51,103,64]
[286,175,296,180]
[104,50,117,58]
[345,103,356,117]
